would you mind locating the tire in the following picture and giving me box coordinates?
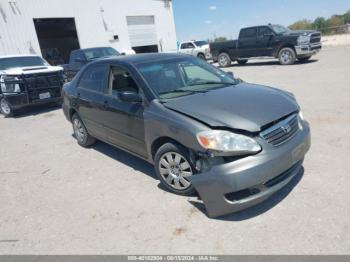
[237,59,248,65]
[278,47,296,65]
[218,52,232,67]
[298,56,311,63]
[197,53,206,60]
[0,97,14,117]
[154,142,196,196]
[72,113,96,147]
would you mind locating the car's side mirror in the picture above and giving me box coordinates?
[226,71,234,79]
[119,91,142,103]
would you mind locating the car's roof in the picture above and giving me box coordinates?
[77,47,114,52]
[0,54,40,59]
[94,53,191,65]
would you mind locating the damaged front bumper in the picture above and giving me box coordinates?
[188,121,311,218]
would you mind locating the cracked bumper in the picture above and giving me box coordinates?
[188,121,311,218]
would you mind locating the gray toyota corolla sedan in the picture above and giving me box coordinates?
[62,53,311,217]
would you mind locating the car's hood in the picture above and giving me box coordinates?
[284,30,319,36]
[163,83,299,132]
[1,65,63,75]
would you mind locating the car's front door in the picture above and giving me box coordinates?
[100,65,147,158]
[180,43,195,56]
[76,63,109,140]
[256,26,276,56]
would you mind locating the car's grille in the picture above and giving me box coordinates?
[23,73,61,90]
[310,33,321,44]
[260,114,300,146]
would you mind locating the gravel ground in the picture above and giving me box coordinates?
[0,46,350,255]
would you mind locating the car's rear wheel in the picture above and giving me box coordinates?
[0,97,14,117]
[72,113,96,147]
[197,53,206,60]
[218,53,232,67]
[154,143,196,196]
[278,47,296,65]
[298,56,312,63]
[237,59,248,65]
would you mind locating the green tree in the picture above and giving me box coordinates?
[289,19,313,30]
[313,17,327,30]
[326,15,344,27]
[343,11,350,23]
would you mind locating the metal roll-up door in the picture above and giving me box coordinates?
[126,16,158,47]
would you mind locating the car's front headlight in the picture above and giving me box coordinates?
[197,130,261,155]
[0,76,21,93]
[297,35,311,45]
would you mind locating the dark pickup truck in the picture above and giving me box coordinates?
[210,24,322,67]
[63,47,119,81]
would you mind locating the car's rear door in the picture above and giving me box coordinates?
[76,63,108,140]
[99,64,147,158]
[238,27,259,58]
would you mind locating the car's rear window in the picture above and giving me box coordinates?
[0,56,47,70]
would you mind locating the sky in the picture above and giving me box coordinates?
[172,0,350,41]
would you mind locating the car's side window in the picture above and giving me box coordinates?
[258,27,273,37]
[70,51,85,63]
[180,43,188,49]
[240,28,257,38]
[108,66,139,96]
[187,43,195,49]
[78,64,107,92]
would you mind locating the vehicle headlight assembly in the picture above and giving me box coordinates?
[0,76,21,93]
[197,130,261,155]
[297,35,311,45]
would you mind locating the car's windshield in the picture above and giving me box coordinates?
[137,57,237,99]
[83,47,120,61]
[0,56,48,70]
[194,41,208,47]
[270,25,291,34]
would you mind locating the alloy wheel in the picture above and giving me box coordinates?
[73,118,86,143]
[219,55,228,66]
[0,99,11,115]
[281,50,292,64]
[158,152,193,190]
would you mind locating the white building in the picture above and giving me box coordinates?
[0,0,177,64]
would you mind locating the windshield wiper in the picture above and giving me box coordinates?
[188,81,235,86]
[158,89,207,95]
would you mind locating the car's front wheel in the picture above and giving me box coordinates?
[0,97,14,117]
[278,47,296,65]
[218,53,232,67]
[154,142,196,196]
[72,113,96,147]
[197,53,206,60]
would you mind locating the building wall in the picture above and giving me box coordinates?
[0,0,177,56]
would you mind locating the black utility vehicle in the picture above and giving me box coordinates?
[62,53,311,218]
[210,24,322,67]
[63,47,119,82]
[0,55,64,117]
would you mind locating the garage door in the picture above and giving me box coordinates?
[126,16,158,47]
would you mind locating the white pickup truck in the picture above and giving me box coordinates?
[178,40,212,60]
[0,55,64,117]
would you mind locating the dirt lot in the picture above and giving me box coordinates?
[1,46,350,255]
